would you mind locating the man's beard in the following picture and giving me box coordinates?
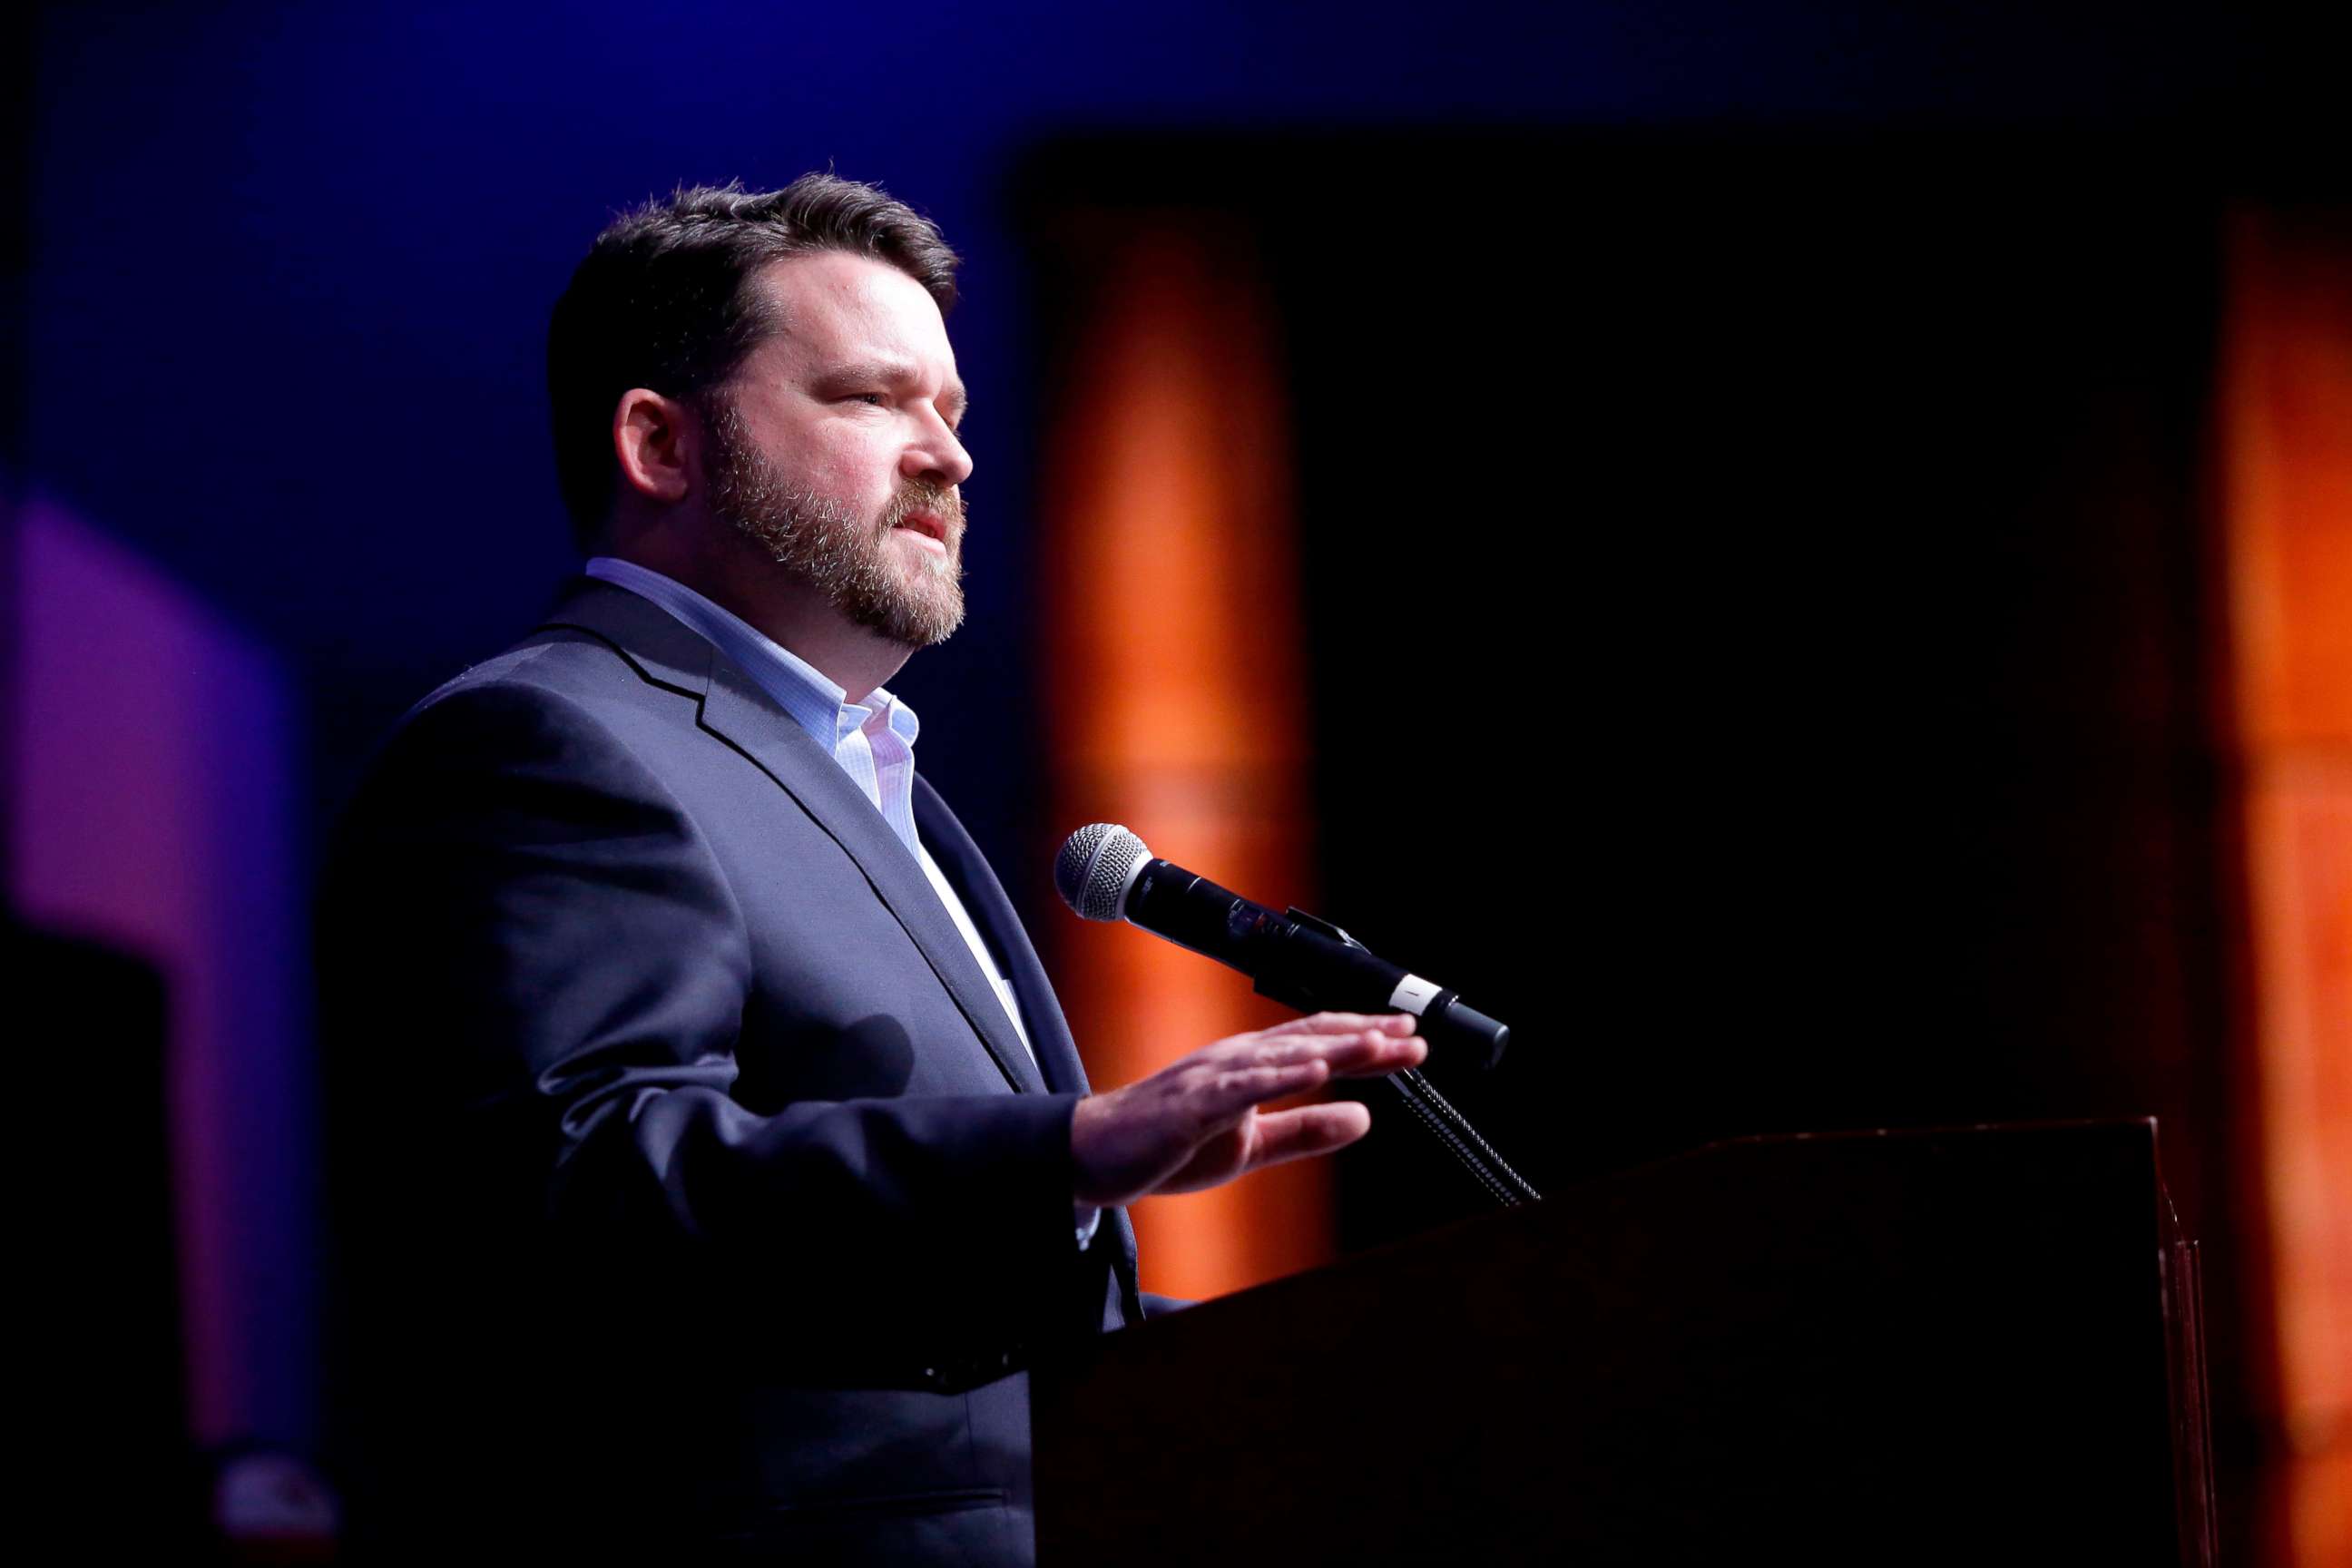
[700,397,966,649]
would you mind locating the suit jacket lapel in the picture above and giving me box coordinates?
[915,779,1144,1308]
[913,779,1101,1100]
[535,581,1049,1097]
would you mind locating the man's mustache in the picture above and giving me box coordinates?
[881,483,965,540]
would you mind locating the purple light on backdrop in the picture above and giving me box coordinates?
[8,502,314,1451]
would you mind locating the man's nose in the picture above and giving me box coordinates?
[905,412,974,486]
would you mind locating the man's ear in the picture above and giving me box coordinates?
[612,387,695,505]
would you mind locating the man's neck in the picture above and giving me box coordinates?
[607,529,912,703]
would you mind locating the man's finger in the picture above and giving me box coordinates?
[1253,1031,1398,1066]
[1256,1011,1417,1039]
[1244,1102,1374,1170]
[1194,1060,1329,1123]
[1238,1030,1425,1080]
[1319,1030,1427,1078]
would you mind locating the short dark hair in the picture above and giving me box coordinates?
[545,175,960,550]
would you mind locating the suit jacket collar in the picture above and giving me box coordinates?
[534,578,1050,1097]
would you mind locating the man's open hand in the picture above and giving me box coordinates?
[1069,1013,1426,1209]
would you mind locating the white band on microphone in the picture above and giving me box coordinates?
[1113,845,1151,913]
[1388,974,1442,1015]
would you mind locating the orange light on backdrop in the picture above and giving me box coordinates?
[1036,217,1327,1302]
[2217,205,2352,1568]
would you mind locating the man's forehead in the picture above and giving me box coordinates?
[750,251,954,367]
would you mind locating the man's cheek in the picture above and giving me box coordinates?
[809,449,878,505]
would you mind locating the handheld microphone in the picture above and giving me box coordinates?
[1054,823,1510,1072]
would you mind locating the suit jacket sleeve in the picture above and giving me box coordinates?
[323,675,1090,1367]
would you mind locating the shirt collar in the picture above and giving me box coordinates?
[582,555,919,758]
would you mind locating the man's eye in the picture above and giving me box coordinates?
[845,392,887,407]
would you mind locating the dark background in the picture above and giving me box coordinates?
[5,1,2342,1557]
[1009,123,2255,1220]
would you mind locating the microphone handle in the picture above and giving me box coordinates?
[1124,859,1510,1070]
[1123,860,1407,1012]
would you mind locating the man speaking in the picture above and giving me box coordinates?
[318,174,1424,1563]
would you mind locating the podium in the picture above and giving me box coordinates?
[1034,1121,2212,1564]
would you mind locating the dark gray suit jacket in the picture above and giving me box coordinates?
[321,580,1142,1563]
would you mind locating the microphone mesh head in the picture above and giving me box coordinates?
[1054,823,1150,922]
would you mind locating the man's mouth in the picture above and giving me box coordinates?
[892,510,952,554]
